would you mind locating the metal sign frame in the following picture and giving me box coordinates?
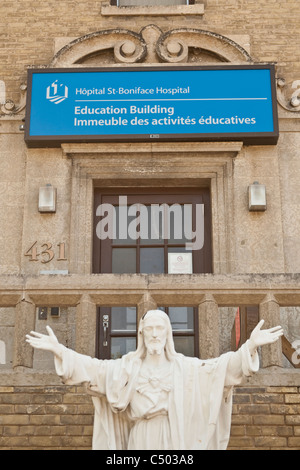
[25,64,279,147]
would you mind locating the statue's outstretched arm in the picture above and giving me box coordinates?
[225,320,283,385]
[26,325,63,360]
[26,326,105,387]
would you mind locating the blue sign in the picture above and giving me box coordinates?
[25,66,278,147]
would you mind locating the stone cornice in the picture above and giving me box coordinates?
[1,273,300,307]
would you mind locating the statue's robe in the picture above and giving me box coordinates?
[54,342,258,450]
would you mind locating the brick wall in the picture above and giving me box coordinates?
[229,386,300,450]
[1,384,300,449]
[0,385,93,450]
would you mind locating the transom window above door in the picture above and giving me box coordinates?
[93,188,212,274]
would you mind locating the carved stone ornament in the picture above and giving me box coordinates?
[49,25,252,67]
[276,78,300,113]
[1,25,299,116]
[0,83,27,117]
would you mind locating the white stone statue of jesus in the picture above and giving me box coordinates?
[26,310,283,450]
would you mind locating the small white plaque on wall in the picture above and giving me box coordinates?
[168,253,193,274]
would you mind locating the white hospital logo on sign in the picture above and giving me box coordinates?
[46,80,68,104]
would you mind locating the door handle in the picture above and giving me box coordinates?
[103,314,109,347]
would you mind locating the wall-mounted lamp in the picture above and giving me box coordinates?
[248,181,267,211]
[38,184,57,213]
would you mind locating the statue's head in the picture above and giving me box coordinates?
[135,309,177,360]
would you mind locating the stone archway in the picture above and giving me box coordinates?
[49,25,253,67]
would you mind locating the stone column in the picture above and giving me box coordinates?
[198,294,219,359]
[259,293,283,368]
[13,297,36,368]
[137,292,157,323]
[76,294,97,356]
